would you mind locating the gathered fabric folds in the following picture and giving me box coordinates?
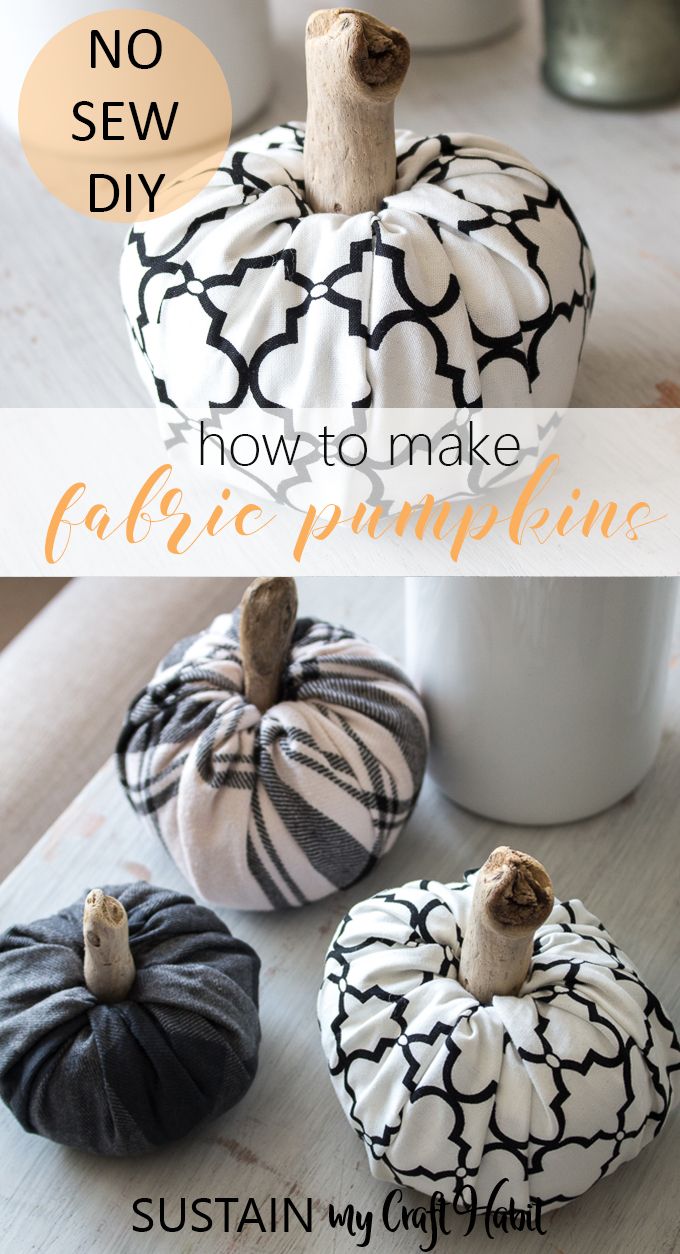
[117,616,429,911]
[318,872,680,1211]
[0,883,261,1155]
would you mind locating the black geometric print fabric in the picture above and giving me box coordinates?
[117,616,429,911]
[120,125,595,506]
[318,873,680,1211]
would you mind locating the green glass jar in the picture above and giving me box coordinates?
[543,0,680,106]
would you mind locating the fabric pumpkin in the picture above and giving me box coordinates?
[119,125,595,505]
[318,870,680,1212]
[0,883,260,1156]
[117,615,428,912]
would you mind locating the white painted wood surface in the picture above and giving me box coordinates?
[0,578,679,1252]
[1,0,679,411]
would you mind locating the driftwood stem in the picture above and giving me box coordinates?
[304,8,410,214]
[458,847,554,1005]
[83,890,136,1003]
[239,577,298,714]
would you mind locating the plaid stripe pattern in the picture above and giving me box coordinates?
[117,616,429,910]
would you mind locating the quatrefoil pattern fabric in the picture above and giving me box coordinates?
[120,125,595,502]
[117,616,428,911]
[318,874,680,1211]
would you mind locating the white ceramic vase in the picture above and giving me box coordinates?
[367,0,523,49]
[406,577,677,825]
[0,0,273,135]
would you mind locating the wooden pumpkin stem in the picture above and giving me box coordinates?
[239,577,298,714]
[304,8,411,214]
[457,847,554,1005]
[83,889,136,1003]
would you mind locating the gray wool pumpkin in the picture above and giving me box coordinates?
[0,883,261,1156]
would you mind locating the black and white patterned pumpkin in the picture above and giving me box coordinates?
[117,613,428,912]
[122,124,594,413]
[119,124,595,505]
[318,870,680,1212]
[0,883,261,1156]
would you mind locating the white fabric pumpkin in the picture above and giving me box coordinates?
[117,615,428,911]
[120,125,594,504]
[318,871,680,1212]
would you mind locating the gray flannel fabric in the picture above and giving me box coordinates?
[0,883,260,1156]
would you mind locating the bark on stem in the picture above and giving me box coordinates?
[458,847,554,1004]
[304,8,410,214]
[83,889,136,1003]
[239,577,298,713]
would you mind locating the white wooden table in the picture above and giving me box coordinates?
[1,0,679,411]
[0,578,679,1253]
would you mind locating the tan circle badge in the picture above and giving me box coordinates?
[19,9,232,221]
